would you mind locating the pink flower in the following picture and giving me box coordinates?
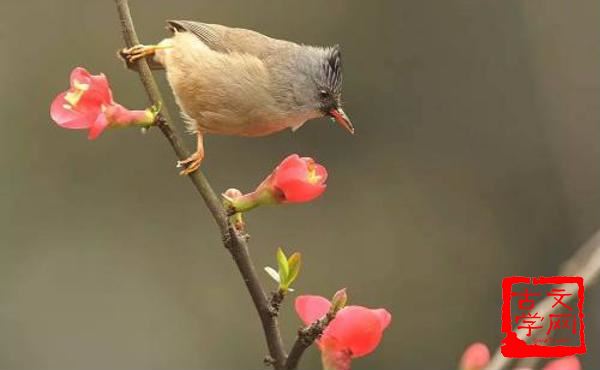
[295,295,391,370]
[267,154,328,202]
[225,154,328,212]
[543,357,581,370]
[459,342,490,370]
[50,67,157,139]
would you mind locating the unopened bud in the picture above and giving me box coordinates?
[330,288,348,314]
[223,188,243,200]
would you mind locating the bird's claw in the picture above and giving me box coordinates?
[120,44,156,64]
[177,152,204,175]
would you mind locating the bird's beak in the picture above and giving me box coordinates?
[329,108,355,134]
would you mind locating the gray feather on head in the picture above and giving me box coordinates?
[269,44,345,115]
[323,45,343,96]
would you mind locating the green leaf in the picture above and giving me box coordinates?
[276,248,289,284]
[286,252,302,288]
[264,266,280,283]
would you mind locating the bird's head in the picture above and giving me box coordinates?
[285,45,354,134]
[315,45,353,134]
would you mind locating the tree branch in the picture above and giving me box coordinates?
[285,312,336,370]
[224,227,288,369]
[485,229,600,370]
[113,1,287,368]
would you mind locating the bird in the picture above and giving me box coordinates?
[121,20,354,175]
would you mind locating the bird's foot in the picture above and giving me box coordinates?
[120,44,161,64]
[177,151,204,175]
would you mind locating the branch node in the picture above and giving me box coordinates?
[222,232,234,250]
[155,113,167,127]
[268,290,285,316]
[225,206,237,217]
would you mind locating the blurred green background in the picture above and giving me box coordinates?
[1,0,598,369]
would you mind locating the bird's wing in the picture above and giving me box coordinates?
[166,20,293,57]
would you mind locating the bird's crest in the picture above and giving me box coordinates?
[324,45,343,95]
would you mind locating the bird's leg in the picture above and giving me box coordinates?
[120,43,171,64]
[177,132,205,175]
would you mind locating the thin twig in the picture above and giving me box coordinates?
[485,229,600,370]
[113,1,287,368]
[285,312,336,370]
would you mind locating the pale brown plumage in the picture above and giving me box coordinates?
[121,20,353,174]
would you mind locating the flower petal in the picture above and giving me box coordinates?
[89,73,113,103]
[88,113,109,140]
[543,357,581,370]
[295,295,331,325]
[272,154,307,185]
[70,67,113,105]
[324,306,386,358]
[276,179,326,203]
[321,337,352,370]
[372,308,392,330]
[276,154,303,172]
[70,67,92,86]
[459,342,490,370]
[314,163,328,184]
[50,92,96,129]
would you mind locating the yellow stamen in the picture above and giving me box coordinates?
[64,80,90,107]
[306,161,322,184]
[73,80,90,91]
[64,91,82,106]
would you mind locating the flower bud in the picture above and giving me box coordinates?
[223,188,243,200]
[330,288,348,314]
[222,188,246,230]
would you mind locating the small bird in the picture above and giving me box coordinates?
[121,20,353,175]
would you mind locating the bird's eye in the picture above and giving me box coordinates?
[318,90,329,99]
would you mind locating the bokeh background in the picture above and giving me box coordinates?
[1,0,598,369]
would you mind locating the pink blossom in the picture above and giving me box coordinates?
[267,154,328,203]
[50,67,156,139]
[459,342,490,370]
[257,154,327,203]
[295,295,391,370]
[543,356,581,370]
[226,154,328,213]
